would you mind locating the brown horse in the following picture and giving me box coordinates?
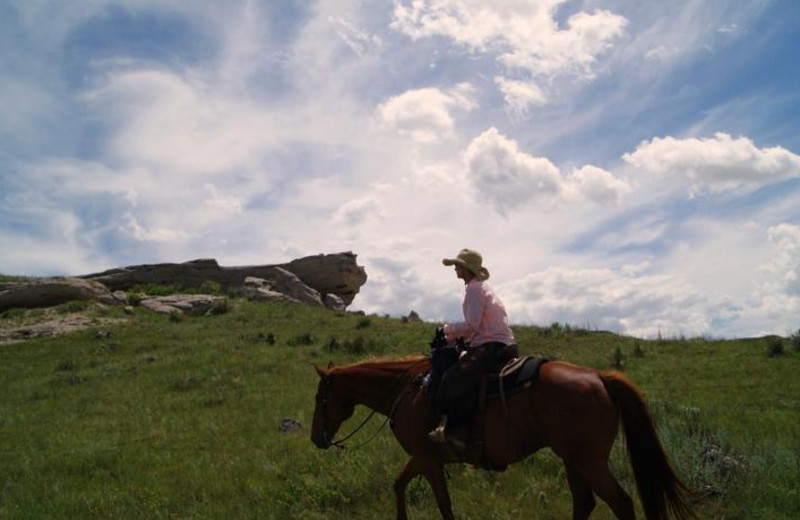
[311,356,693,520]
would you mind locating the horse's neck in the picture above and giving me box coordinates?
[336,361,419,415]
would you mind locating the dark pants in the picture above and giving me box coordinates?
[433,342,517,422]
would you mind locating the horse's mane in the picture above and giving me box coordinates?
[334,355,429,375]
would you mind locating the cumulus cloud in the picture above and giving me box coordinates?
[566,165,631,205]
[464,128,629,213]
[763,223,800,296]
[465,127,561,213]
[623,133,800,195]
[377,84,477,143]
[501,266,721,337]
[391,0,627,80]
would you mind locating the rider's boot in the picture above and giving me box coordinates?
[428,414,448,443]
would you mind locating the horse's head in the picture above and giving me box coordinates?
[311,363,356,449]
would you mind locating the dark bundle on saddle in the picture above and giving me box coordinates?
[422,326,465,394]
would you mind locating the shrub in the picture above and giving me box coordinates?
[765,337,785,357]
[208,298,229,315]
[55,300,91,314]
[187,280,223,295]
[288,333,314,346]
[790,329,800,352]
[612,347,625,370]
[342,336,366,354]
[356,317,372,329]
[0,308,27,320]
[127,283,180,298]
[325,337,340,351]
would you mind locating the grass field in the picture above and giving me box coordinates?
[1,299,799,519]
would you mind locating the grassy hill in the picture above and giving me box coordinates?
[1,298,799,519]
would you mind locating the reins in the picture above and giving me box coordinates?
[329,409,388,450]
[321,365,418,450]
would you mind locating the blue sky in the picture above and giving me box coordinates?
[1,0,799,338]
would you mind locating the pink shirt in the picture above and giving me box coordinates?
[443,279,515,346]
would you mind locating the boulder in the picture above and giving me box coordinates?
[241,277,293,304]
[0,277,116,312]
[247,269,324,307]
[241,274,324,306]
[139,295,227,316]
[279,252,367,306]
[323,293,346,312]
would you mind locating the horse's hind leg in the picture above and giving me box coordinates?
[582,464,635,520]
[566,464,596,520]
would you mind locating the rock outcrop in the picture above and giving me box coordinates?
[80,252,366,306]
[139,295,228,316]
[0,252,367,313]
[0,278,119,312]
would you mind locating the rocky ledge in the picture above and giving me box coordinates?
[0,252,367,314]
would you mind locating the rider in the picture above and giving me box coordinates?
[429,248,516,443]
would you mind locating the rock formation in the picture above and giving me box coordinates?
[0,278,120,312]
[80,252,366,305]
[0,252,367,313]
[139,295,228,316]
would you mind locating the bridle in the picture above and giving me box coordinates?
[316,370,415,450]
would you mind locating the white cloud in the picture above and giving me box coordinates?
[377,84,477,143]
[464,127,561,213]
[501,266,721,337]
[494,76,547,115]
[204,184,243,214]
[566,165,631,205]
[464,128,629,213]
[391,1,627,80]
[122,213,188,243]
[644,44,681,61]
[333,196,387,227]
[330,15,383,56]
[763,223,800,296]
[623,133,800,195]
[86,68,277,175]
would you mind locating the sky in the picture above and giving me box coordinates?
[1,0,799,339]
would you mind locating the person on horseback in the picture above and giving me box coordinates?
[429,248,517,443]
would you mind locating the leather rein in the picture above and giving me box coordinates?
[318,369,415,450]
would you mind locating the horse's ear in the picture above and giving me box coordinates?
[327,361,336,369]
[313,364,327,378]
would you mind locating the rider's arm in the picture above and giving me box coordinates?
[443,282,485,343]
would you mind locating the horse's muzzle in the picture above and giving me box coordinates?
[311,431,331,450]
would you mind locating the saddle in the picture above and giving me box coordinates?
[482,355,549,399]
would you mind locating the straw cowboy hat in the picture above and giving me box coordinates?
[442,248,490,281]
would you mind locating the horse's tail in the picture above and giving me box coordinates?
[601,372,694,520]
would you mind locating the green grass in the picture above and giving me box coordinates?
[1,300,799,519]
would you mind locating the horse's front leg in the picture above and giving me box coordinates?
[394,458,421,520]
[421,461,455,520]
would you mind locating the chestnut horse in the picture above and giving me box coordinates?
[311,356,693,520]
